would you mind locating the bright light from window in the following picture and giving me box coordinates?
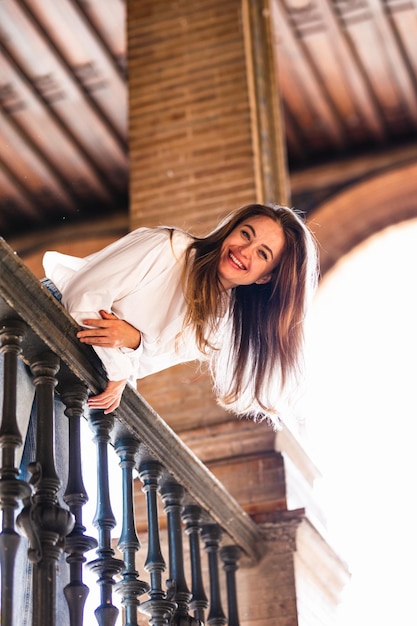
[300,218,417,625]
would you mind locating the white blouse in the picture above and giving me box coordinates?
[43,227,204,382]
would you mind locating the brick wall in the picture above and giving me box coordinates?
[128,0,257,235]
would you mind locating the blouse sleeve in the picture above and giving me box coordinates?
[43,228,181,382]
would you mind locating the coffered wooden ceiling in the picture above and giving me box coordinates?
[0,0,127,238]
[0,0,416,239]
[271,0,417,162]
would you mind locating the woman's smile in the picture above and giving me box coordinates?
[228,250,247,270]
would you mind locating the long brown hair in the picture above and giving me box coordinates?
[182,204,319,423]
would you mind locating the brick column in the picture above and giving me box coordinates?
[127,0,288,235]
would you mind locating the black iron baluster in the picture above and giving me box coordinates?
[138,457,175,626]
[0,320,32,626]
[114,435,150,625]
[220,546,241,626]
[182,504,208,624]
[17,351,75,626]
[160,478,197,624]
[87,409,124,626]
[60,381,98,626]
[201,524,227,626]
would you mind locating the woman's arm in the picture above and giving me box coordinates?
[49,227,175,382]
[76,311,140,413]
[45,228,190,403]
[87,378,128,414]
[77,310,141,350]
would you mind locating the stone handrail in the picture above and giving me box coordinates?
[0,236,266,564]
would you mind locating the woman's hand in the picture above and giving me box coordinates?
[87,379,128,414]
[77,310,141,350]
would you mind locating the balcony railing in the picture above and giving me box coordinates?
[0,237,266,626]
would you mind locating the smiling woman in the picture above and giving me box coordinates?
[43,203,319,424]
[216,215,286,289]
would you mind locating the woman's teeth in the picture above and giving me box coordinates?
[229,251,246,270]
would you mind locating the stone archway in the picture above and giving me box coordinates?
[307,160,417,276]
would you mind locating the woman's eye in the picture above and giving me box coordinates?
[241,229,250,240]
[259,250,268,260]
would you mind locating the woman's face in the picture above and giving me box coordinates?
[217,215,286,290]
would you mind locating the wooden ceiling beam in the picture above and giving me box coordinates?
[71,0,126,75]
[0,106,81,213]
[0,159,44,222]
[0,1,128,195]
[0,51,115,206]
[337,0,417,130]
[21,0,127,142]
[281,101,307,164]
[271,0,389,149]
[302,0,388,139]
[271,0,348,152]
[384,0,417,95]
